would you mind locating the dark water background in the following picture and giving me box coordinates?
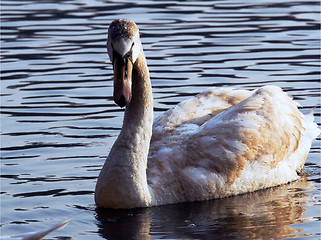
[1,0,320,239]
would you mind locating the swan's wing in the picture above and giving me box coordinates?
[187,86,307,181]
[148,86,319,204]
[185,86,320,197]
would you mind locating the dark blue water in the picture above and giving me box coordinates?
[1,0,320,239]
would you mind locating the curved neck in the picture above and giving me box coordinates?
[122,49,153,141]
[95,49,153,208]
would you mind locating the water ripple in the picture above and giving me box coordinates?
[1,0,320,239]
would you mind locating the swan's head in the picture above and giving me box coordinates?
[107,19,142,107]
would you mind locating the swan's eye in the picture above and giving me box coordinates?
[111,43,121,65]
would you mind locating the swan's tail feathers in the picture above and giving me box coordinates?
[304,108,320,141]
[1,219,69,240]
[292,108,321,173]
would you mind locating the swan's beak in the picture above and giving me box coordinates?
[113,56,133,108]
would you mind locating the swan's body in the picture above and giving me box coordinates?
[95,19,320,209]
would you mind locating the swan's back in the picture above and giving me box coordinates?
[152,87,253,132]
[147,86,319,206]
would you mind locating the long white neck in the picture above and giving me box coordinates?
[95,49,153,208]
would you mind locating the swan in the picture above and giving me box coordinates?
[95,19,320,209]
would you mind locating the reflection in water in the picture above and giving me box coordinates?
[96,179,313,239]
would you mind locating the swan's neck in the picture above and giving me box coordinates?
[95,49,153,208]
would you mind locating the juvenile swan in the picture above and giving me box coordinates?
[95,19,320,209]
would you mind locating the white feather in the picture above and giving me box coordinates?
[1,219,69,240]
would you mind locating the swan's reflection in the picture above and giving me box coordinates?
[95,179,313,239]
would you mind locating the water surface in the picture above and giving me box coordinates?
[1,0,320,239]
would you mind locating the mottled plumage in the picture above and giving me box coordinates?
[95,19,320,209]
[148,86,318,205]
